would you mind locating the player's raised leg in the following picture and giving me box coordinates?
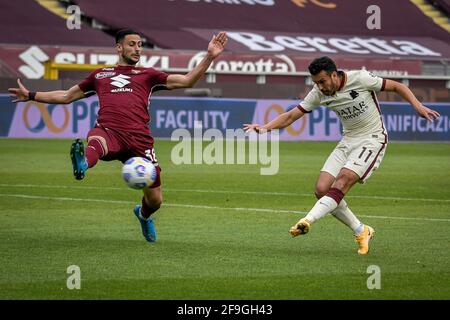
[69,134,107,180]
[290,143,351,236]
[70,139,88,180]
[85,136,107,169]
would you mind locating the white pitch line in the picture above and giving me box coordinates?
[0,183,124,191]
[167,188,450,204]
[0,183,449,203]
[0,193,132,205]
[1,193,449,222]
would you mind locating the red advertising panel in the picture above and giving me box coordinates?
[0,45,423,79]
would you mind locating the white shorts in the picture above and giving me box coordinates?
[321,135,387,183]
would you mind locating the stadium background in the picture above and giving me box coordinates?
[0,0,449,302]
[1,0,449,141]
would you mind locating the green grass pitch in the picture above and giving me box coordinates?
[0,138,449,299]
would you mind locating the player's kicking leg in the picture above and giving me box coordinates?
[289,171,336,237]
[314,171,367,239]
[289,168,375,254]
[289,172,335,236]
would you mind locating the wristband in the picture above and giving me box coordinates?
[28,91,36,101]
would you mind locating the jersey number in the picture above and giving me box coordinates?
[358,147,373,163]
[145,149,158,163]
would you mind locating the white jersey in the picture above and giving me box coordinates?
[298,70,388,141]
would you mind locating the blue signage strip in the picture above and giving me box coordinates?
[380,103,450,141]
[0,94,449,141]
[149,97,256,136]
[0,96,16,136]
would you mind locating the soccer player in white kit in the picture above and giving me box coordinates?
[244,56,440,255]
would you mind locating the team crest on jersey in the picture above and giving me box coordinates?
[349,90,359,99]
[96,71,116,79]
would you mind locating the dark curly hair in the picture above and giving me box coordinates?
[115,29,141,44]
[308,56,337,76]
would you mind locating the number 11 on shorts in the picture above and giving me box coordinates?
[358,146,373,163]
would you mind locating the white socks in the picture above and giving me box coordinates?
[303,196,364,236]
[331,200,364,235]
[305,195,339,223]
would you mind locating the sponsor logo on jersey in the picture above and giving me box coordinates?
[110,74,133,92]
[132,69,142,74]
[335,101,368,120]
[102,67,115,71]
[95,71,116,79]
[111,74,130,87]
[111,88,133,93]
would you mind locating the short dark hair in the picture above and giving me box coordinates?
[115,28,141,43]
[308,56,337,76]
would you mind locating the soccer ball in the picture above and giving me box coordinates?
[122,157,157,189]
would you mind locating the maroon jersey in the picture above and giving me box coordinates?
[78,65,169,135]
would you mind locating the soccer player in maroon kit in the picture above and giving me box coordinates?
[8,29,228,243]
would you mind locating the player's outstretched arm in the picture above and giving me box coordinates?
[8,79,85,104]
[166,31,228,90]
[384,79,440,122]
[244,107,305,133]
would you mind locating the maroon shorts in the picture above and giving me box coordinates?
[87,125,161,188]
